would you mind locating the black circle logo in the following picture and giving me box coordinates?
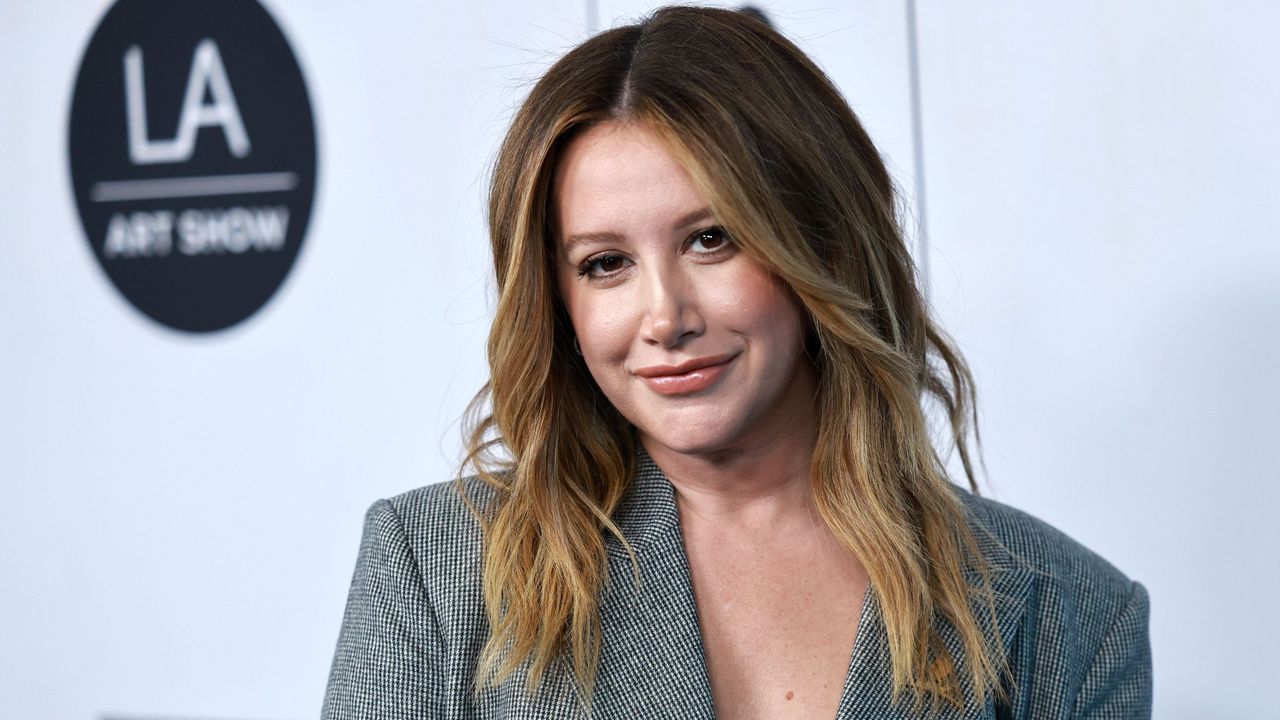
[69,0,317,333]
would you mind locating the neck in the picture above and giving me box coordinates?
[638,371,821,532]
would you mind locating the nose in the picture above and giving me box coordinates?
[639,265,704,348]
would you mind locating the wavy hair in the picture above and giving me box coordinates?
[459,5,1003,711]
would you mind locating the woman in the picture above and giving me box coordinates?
[323,6,1151,719]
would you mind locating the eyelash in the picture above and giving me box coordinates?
[574,226,734,280]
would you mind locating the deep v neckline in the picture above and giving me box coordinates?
[674,518,875,720]
[598,450,1036,720]
[612,450,875,719]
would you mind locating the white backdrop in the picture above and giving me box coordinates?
[1,1,1276,718]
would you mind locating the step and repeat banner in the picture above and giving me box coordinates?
[2,0,1276,718]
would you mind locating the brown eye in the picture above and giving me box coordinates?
[577,252,632,279]
[689,227,731,254]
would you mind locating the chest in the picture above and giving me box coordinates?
[681,523,869,720]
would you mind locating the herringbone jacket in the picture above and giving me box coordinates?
[322,453,1151,719]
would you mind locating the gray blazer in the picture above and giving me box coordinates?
[322,454,1151,719]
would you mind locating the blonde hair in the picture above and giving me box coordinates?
[460,5,1002,711]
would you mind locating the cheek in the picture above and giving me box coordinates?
[708,261,805,344]
[562,285,636,365]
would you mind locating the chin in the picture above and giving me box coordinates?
[633,405,751,457]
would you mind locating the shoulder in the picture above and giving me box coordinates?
[956,487,1144,625]
[371,477,498,593]
[957,488,1136,600]
[326,479,504,716]
[350,476,501,654]
[378,475,498,542]
[955,488,1152,714]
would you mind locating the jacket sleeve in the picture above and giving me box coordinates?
[322,499,443,718]
[1071,581,1152,720]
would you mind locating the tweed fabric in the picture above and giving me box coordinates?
[322,454,1151,719]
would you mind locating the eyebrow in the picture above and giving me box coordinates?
[561,206,716,255]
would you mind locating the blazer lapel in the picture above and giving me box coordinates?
[594,451,715,719]
[838,515,1036,719]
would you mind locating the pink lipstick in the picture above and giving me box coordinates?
[634,353,737,396]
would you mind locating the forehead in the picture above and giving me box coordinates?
[552,121,709,243]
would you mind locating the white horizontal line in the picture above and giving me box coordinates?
[90,172,300,202]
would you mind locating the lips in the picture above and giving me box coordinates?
[634,353,737,396]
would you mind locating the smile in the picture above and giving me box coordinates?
[634,353,738,396]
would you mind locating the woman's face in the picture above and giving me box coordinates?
[553,121,816,459]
